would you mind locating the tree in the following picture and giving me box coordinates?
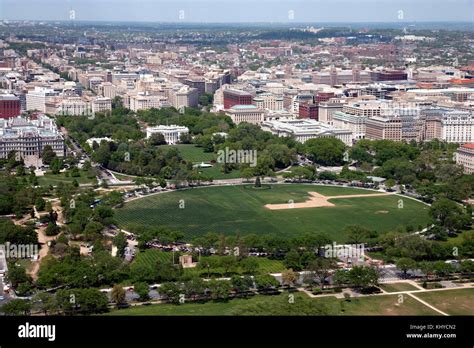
[208,279,232,301]
[70,288,109,314]
[41,145,56,165]
[113,232,128,258]
[130,262,158,283]
[134,282,150,301]
[184,277,206,301]
[332,269,350,287]
[396,257,417,277]
[384,178,396,190]
[281,269,299,288]
[460,260,474,275]
[149,133,167,146]
[306,258,335,289]
[32,292,57,315]
[1,299,31,315]
[240,257,259,275]
[50,157,63,174]
[418,261,434,281]
[35,197,46,211]
[45,222,60,236]
[433,261,454,278]
[429,198,470,232]
[347,266,379,289]
[220,256,238,275]
[83,221,103,240]
[254,274,279,292]
[197,256,220,278]
[254,176,261,188]
[111,285,126,305]
[241,168,255,182]
[345,225,370,244]
[230,275,253,295]
[6,262,32,288]
[159,282,183,304]
[305,138,346,166]
[284,250,302,271]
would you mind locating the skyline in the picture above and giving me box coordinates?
[1,0,473,23]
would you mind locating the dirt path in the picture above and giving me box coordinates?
[29,225,56,280]
[28,199,63,280]
[265,192,395,210]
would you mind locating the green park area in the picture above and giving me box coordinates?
[379,282,421,293]
[415,288,474,315]
[37,171,95,187]
[161,144,241,180]
[105,291,440,316]
[132,249,286,277]
[116,184,431,241]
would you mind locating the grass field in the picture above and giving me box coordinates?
[415,288,474,315]
[379,282,421,293]
[104,292,439,316]
[116,184,430,241]
[161,144,215,163]
[133,249,173,267]
[160,144,241,179]
[38,171,95,186]
[132,249,285,276]
[314,294,439,316]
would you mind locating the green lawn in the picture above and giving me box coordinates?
[197,165,242,180]
[379,282,420,293]
[104,291,439,316]
[160,144,241,179]
[132,249,285,277]
[133,249,173,267]
[312,294,440,316]
[38,171,95,186]
[415,288,474,315]
[104,294,289,316]
[161,144,215,163]
[116,184,430,241]
[112,172,137,181]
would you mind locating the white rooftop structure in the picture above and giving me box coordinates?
[261,118,353,146]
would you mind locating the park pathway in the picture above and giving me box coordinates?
[407,292,449,316]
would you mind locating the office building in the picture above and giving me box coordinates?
[456,143,474,174]
[223,89,253,109]
[0,94,21,119]
[261,118,353,146]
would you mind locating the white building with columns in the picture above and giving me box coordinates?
[146,125,189,145]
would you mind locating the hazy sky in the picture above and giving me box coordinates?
[0,0,473,22]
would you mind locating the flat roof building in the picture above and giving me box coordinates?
[226,104,265,125]
[223,89,253,109]
[261,118,353,146]
[0,94,21,119]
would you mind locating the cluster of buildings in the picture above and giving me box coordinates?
[215,82,474,147]
[0,29,473,172]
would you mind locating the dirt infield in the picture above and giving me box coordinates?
[264,191,394,210]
